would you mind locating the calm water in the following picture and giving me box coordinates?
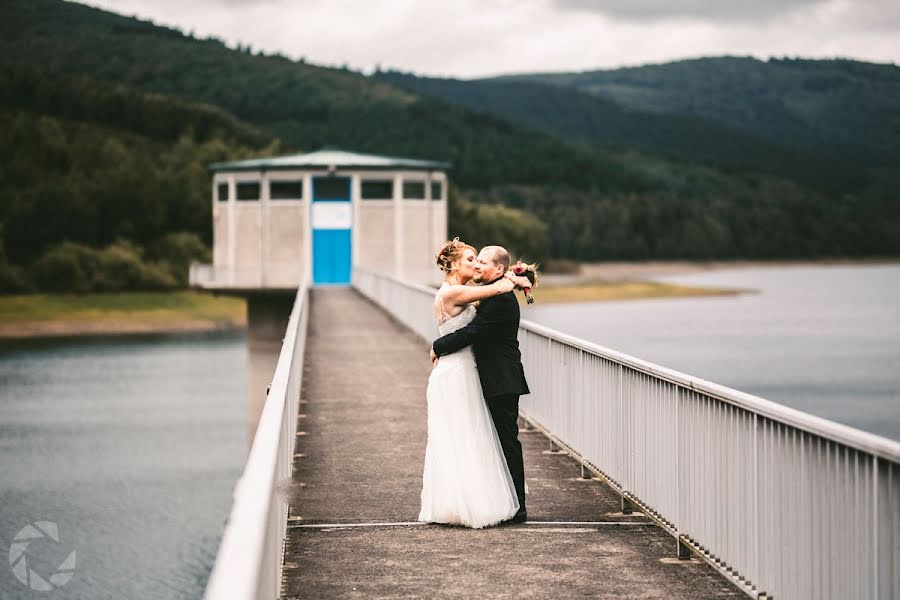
[526,264,900,441]
[0,331,247,599]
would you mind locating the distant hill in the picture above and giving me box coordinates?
[0,0,897,288]
[0,0,648,193]
[374,69,868,193]
[495,56,900,171]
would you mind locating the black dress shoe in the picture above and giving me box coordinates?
[507,509,527,524]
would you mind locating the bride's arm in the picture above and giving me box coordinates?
[442,277,514,307]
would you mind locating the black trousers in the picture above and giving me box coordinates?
[485,393,526,511]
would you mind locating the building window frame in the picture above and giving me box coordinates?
[236,181,261,201]
[402,179,426,200]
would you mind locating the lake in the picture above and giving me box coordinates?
[525,264,900,441]
[0,331,247,599]
[1,264,897,598]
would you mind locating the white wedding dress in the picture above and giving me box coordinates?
[418,292,520,529]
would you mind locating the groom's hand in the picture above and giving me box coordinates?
[430,348,439,368]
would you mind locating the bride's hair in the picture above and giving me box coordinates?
[435,237,475,273]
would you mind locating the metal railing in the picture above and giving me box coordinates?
[353,268,900,600]
[204,279,310,600]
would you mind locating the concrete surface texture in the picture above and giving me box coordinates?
[282,288,743,599]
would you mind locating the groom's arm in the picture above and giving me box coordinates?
[432,296,508,357]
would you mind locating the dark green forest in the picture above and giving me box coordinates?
[497,57,900,171]
[0,0,897,292]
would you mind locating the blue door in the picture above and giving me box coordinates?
[312,176,352,285]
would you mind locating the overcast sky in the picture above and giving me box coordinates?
[82,0,900,78]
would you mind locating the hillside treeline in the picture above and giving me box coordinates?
[0,0,897,293]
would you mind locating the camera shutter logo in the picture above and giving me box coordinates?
[8,521,76,591]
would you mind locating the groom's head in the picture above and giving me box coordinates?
[473,246,510,284]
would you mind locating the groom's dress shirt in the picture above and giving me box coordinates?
[432,290,530,399]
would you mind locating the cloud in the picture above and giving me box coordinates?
[80,0,900,78]
[552,0,826,23]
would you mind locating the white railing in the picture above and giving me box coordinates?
[204,278,310,600]
[353,268,900,600]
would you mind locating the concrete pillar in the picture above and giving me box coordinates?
[260,171,270,287]
[351,173,360,270]
[227,174,236,287]
[246,292,295,446]
[393,173,403,278]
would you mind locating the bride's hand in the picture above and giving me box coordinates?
[497,276,515,293]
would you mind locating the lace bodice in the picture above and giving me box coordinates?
[435,289,476,336]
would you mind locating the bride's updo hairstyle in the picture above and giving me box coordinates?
[435,237,475,273]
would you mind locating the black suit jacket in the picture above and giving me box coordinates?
[432,290,530,399]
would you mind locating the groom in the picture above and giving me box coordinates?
[430,245,530,523]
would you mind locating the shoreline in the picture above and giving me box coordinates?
[0,319,245,340]
[3,260,896,340]
[0,291,247,341]
[540,258,900,286]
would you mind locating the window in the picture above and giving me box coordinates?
[430,181,443,201]
[217,183,229,202]
[236,182,260,201]
[361,180,393,200]
[314,177,351,200]
[403,181,426,200]
[270,181,303,200]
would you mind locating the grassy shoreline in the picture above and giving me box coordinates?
[0,291,246,339]
[8,259,890,338]
[521,280,745,305]
[0,281,742,339]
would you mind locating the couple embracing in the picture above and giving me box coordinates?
[419,238,533,528]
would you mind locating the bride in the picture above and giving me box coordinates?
[418,238,527,528]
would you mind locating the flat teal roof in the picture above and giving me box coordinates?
[210,149,450,172]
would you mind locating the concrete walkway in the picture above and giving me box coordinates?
[282,288,742,599]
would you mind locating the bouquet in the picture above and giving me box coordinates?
[510,260,539,304]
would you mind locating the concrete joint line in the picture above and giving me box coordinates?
[287,520,654,530]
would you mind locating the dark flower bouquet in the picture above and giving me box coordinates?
[510,260,539,304]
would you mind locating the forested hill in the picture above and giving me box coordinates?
[0,0,898,295]
[374,70,867,194]
[493,57,900,171]
[0,0,646,192]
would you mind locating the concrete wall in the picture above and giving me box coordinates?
[357,201,395,273]
[266,203,305,287]
[233,203,262,287]
[402,202,433,285]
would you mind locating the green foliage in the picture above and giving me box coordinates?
[33,242,96,293]
[448,187,548,260]
[0,109,269,263]
[500,56,900,170]
[0,262,32,294]
[0,63,275,147]
[31,240,180,293]
[470,180,900,260]
[146,232,211,286]
[375,70,869,194]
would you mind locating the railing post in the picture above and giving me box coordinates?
[621,493,637,515]
[677,535,692,560]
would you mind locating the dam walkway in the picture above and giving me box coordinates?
[279,288,742,599]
